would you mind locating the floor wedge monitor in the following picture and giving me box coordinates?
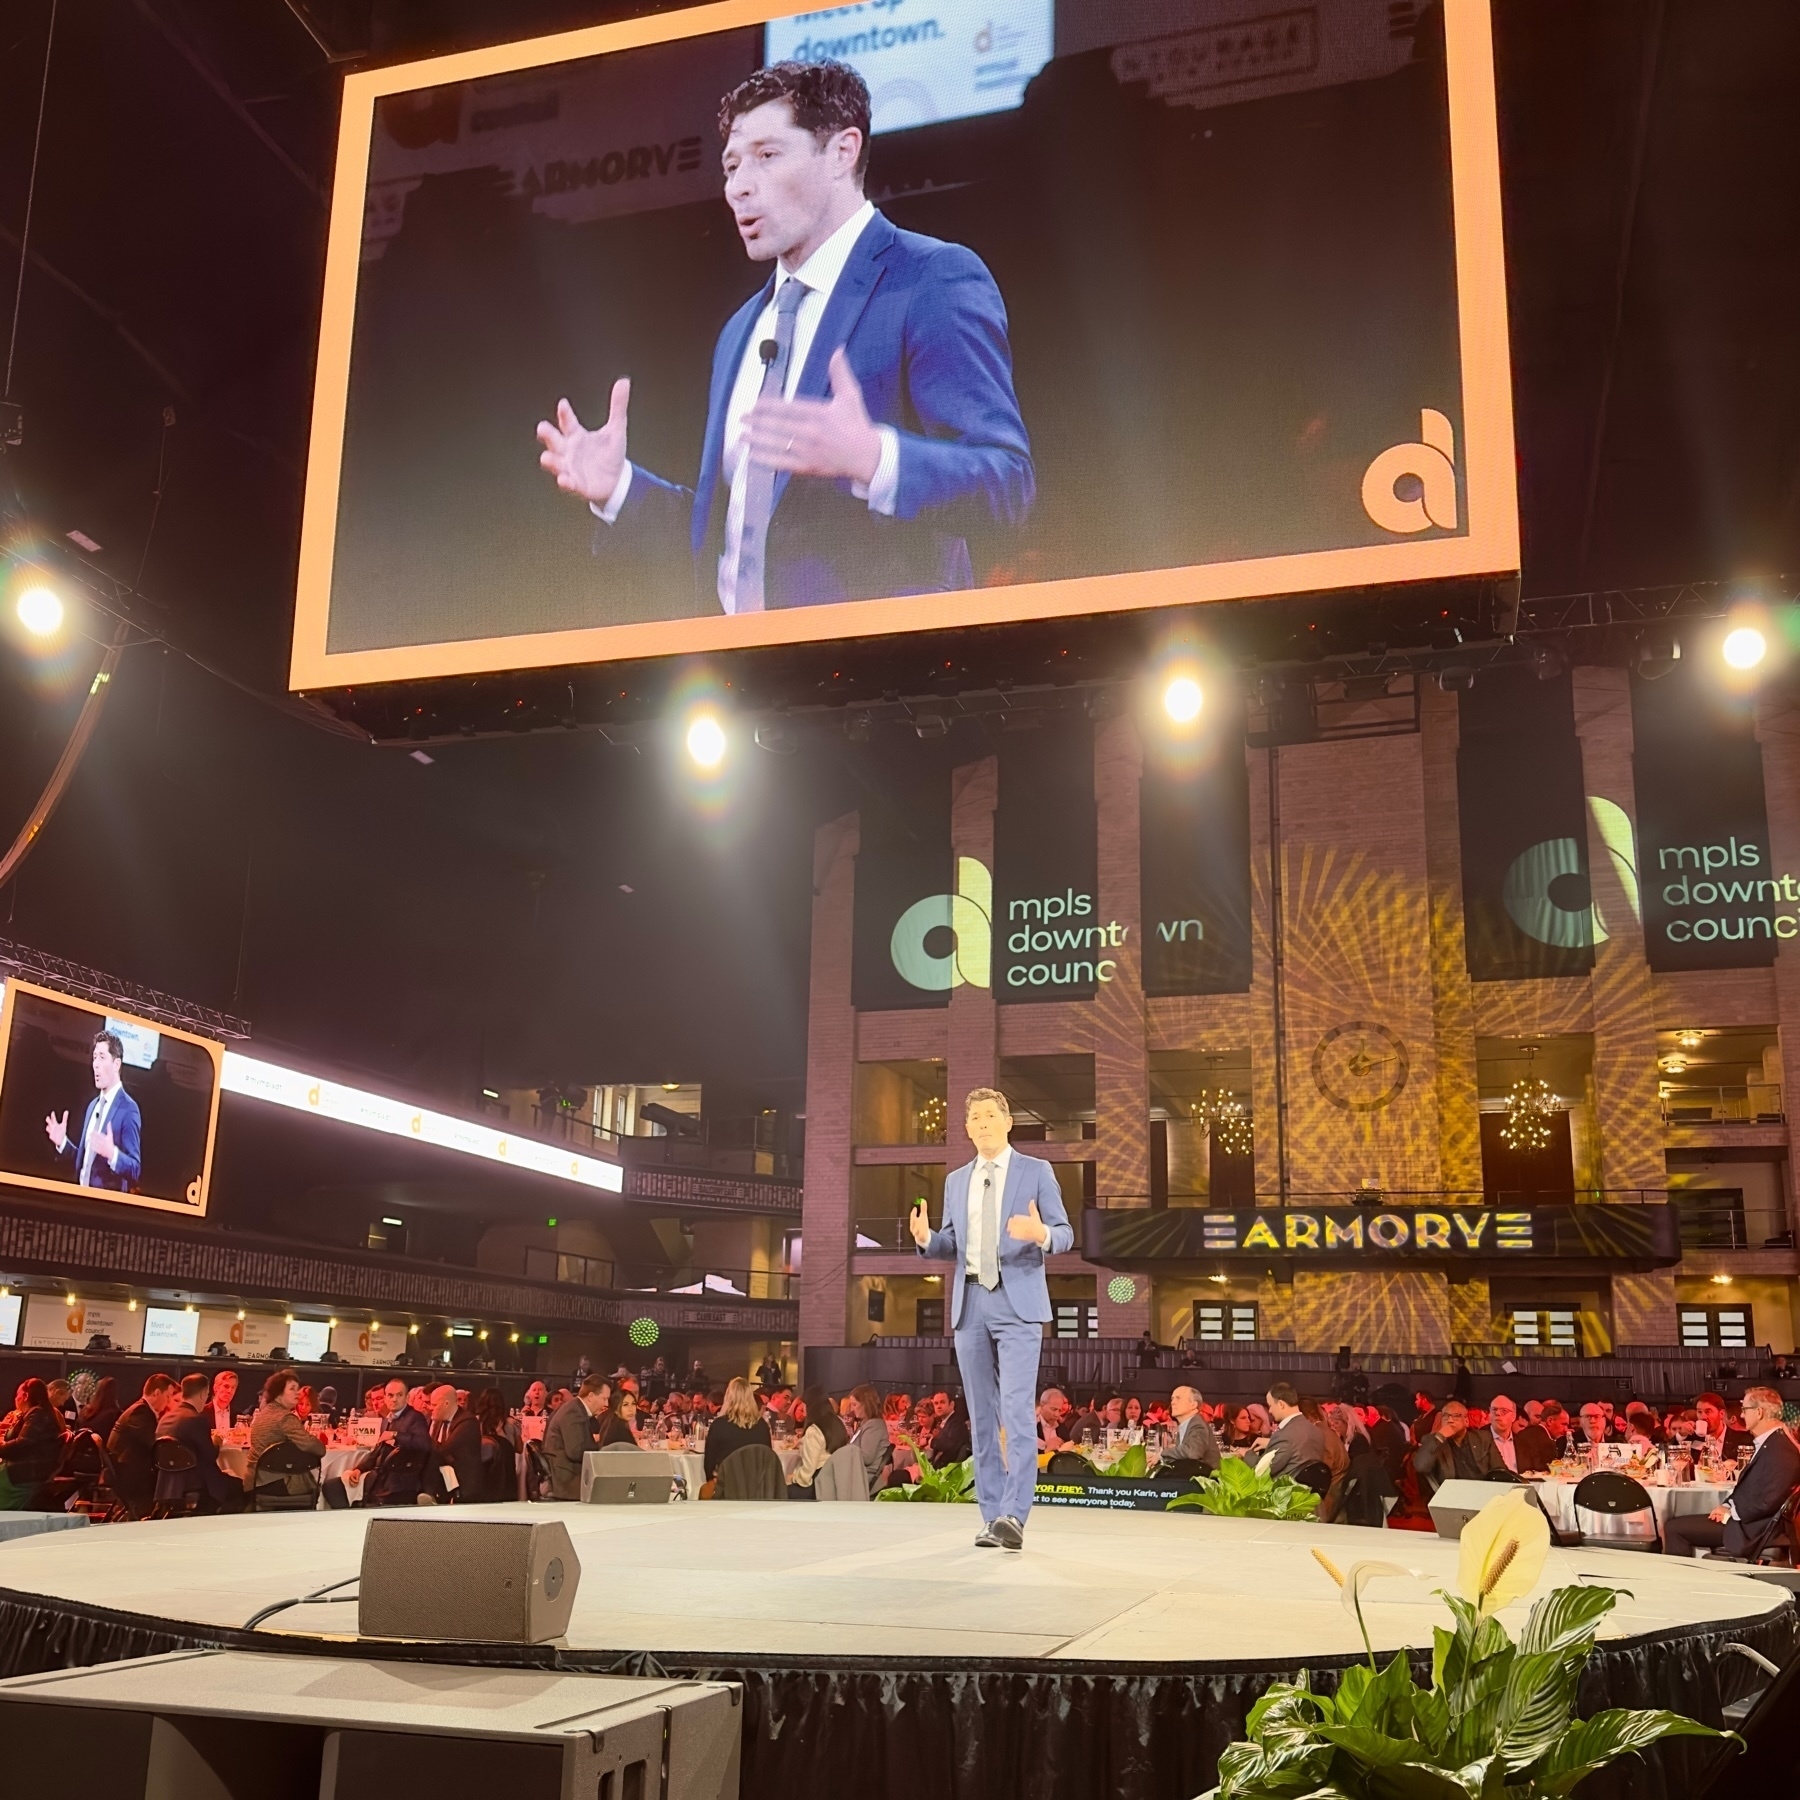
[359,1514,579,1643]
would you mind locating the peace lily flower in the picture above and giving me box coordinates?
[1313,1547,1417,1665]
[1457,1485,1549,1617]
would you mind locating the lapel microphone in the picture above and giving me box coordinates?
[759,339,778,366]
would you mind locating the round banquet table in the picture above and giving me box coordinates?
[1530,1475,1734,1538]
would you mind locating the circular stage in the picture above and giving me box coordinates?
[1,1505,1791,1800]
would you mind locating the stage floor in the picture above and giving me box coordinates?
[0,1502,1786,1665]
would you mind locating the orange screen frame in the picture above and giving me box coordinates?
[290,0,1518,691]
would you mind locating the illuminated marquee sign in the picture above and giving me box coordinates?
[218,1051,624,1193]
[1083,1204,1680,1267]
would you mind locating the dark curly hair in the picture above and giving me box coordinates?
[718,59,872,180]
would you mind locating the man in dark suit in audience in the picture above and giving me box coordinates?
[107,1373,178,1516]
[429,1383,486,1502]
[1168,1386,1222,1476]
[1412,1399,1515,1496]
[1261,1383,1334,1479]
[545,1376,611,1501]
[1483,1394,1555,1476]
[364,1378,437,1507]
[1665,1387,1800,1559]
[1695,1392,1757,1463]
[156,1372,246,1512]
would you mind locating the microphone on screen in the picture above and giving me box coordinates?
[759,338,778,367]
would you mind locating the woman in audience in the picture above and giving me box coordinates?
[472,1388,518,1502]
[786,1386,849,1499]
[704,1377,772,1480]
[1123,1396,1145,1430]
[594,1389,640,1449]
[80,1376,122,1444]
[0,1379,63,1510]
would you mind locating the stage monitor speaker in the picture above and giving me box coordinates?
[583,1447,677,1505]
[359,1515,579,1643]
[0,1650,741,1800]
[1428,1479,1545,1539]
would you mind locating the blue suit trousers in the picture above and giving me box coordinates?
[954,1279,1044,1526]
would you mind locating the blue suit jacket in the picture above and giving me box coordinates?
[920,1149,1073,1329]
[610,210,1033,609]
[55,1086,142,1191]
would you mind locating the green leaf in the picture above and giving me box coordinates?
[1518,1582,1620,1656]
[1113,1442,1149,1479]
[1533,1708,1738,1795]
[1364,1764,1478,1800]
[1316,1724,1437,1770]
[1492,1648,1582,1770]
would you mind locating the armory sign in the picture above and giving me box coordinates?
[1082,1204,1681,1267]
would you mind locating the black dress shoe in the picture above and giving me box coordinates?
[974,1522,999,1548]
[991,1515,1024,1551]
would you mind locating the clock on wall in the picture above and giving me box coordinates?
[1311,1022,1410,1112]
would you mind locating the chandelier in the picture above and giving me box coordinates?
[916,1095,946,1143]
[1500,1048,1557,1153]
[1191,1088,1253,1157]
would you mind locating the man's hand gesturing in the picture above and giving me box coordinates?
[909,1199,932,1249]
[536,378,631,508]
[743,349,882,485]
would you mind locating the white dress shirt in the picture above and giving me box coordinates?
[1493,1429,1518,1473]
[964,1143,1013,1284]
[79,1083,120,1186]
[596,200,900,612]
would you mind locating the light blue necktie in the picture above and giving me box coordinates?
[735,277,808,613]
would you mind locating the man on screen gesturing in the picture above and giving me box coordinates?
[536,59,1033,615]
[44,1029,142,1192]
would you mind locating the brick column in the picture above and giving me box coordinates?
[1572,668,1674,1344]
[799,811,859,1352]
[1756,693,1800,1242]
[946,757,998,1165]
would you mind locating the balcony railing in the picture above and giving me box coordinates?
[521,1246,794,1300]
[1672,1195,1794,1251]
[1085,1189,1688,1208]
[1660,1086,1785,1125]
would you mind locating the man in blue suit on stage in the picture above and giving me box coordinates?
[44,1029,142,1192]
[910,1087,1072,1551]
[537,59,1033,614]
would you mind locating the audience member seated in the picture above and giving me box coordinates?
[928,1395,973,1467]
[786,1386,849,1500]
[80,1376,123,1446]
[156,1373,245,1513]
[1036,1388,1071,1450]
[207,1369,241,1434]
[594,1389,640,1450]
[1665,1387,1800,1559]
[1538,1402,1575,1460]
[1167,1385,1222,1476]
[703,1377,772,1483]
[105,1373,178,1517]
[364,1379,438,1507]
[0,1379,65,1510]
[425,1383,484,1502]
[841,1383,892,1489]
[248,1369,349,1508]
[1695,1391,1756,1462]
[545,1376,611,1500]
[1260,1383,1333,1479]
[1411,1398,1514,1494]
[46,1378,79,1431]
[1482,1394,1554,1475]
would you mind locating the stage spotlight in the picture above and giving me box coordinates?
[1723,625,1767,671]
[1634,629,1680,680]
[1162,675,1203,724]
[16,585,63,637]
[685,712,727,768]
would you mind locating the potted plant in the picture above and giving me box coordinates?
[874,1450,977,1502]
[1205,1487,1737,1798]
[1167,1455,1322,1520]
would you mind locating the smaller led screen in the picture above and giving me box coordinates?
[0,1292,19,1346]
[141,1306,201,1358]
[0,981,222,1216]
[286,1318,332,1362]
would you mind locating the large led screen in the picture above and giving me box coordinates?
[292,0,1517,688]
[0,981,222,1217]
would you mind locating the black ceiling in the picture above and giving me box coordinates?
[0,0,1796,1107]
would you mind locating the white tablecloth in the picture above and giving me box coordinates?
[1530,1476,1733,1537]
